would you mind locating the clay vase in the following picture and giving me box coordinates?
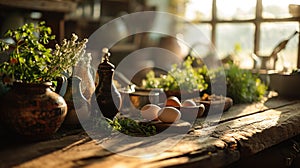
[63,76,90,127]
[0,82,67,140]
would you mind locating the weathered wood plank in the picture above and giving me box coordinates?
[1,98,300,168]
[0,0,77,12]
[211,100,300,157]
[193,97,296,128]
[219,97,296,123]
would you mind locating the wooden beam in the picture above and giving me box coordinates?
[0,0,78,13]
[298,24,300,68]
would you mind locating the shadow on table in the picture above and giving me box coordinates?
[0,123,87,168]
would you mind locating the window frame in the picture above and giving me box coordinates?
[193,0,300,68]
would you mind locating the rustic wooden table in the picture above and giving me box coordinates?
[1,96,300,168]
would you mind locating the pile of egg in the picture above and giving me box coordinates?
[140,96,197,123]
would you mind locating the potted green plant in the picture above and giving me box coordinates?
[142,57,208,100]
[0,21,88,140]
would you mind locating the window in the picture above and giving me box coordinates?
[185,0,300,70]
[185,0,212,21]
[216,0,256,20]
[216,23,255,57]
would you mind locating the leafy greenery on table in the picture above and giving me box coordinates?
[199,62,267,103]
[92,116,157,137]
[108,117,157,136]
[142,57,267,104]
[222,63,267,104]
[142,57,208,92]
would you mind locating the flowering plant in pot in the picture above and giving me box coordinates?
[0,22,88,86]
[0,21,88,139]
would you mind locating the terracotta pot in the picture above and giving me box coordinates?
[0,82,67,140]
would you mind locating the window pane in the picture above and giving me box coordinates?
[216,23,255,68]
[193,24,211,40]
[180,24,212,57]
[217,0,256,20]
[184,0,212,21]
[260,22,299,69]
[262,0,299,18]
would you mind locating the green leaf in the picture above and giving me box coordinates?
[19,57,26,64]
[15,32,20,41]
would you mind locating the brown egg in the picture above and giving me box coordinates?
[140,104,161,121]
[165,96,181,107]
[158,107,181,123]
[182,99,197,107]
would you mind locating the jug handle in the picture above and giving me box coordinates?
[56,75,68,96]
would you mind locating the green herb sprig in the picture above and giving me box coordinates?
[92,117,157,137]
[108,117,157,136]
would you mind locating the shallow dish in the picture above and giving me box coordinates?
[193,95,233,115]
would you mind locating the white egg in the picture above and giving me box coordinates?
[140,104,161,121]
[182,99,197,107]
[158,107,181,123]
